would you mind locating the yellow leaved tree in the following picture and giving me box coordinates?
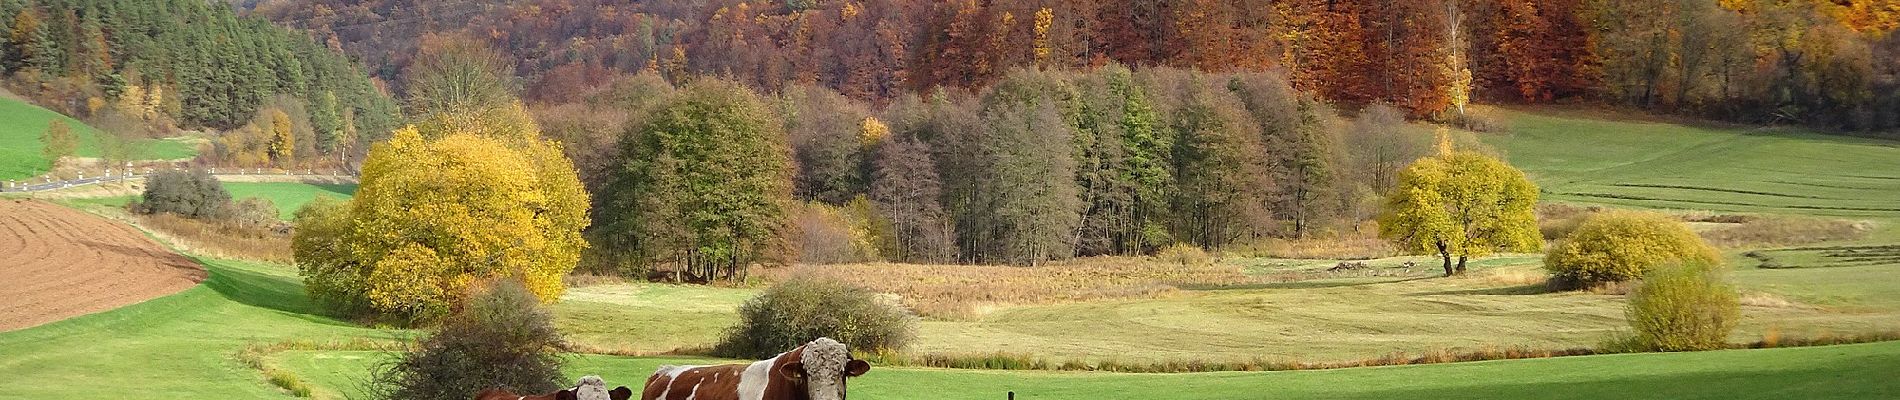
[1377,130,1540,276]
[295,107,589,324]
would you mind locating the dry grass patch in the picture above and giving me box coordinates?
[759,257,1255,319]
[1226,226,1394,260]
[1738,291,1808,309]
[137,213,291,262]
[1699,216,1872,248]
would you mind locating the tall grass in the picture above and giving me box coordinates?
[761,257,1255,319]
[137,212,291,262]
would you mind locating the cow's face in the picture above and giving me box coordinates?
[779,338,872,400]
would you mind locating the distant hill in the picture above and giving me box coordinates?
[0,0,398,163]
[244,0,1897,133]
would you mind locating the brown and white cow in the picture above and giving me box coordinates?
[641,337,871,400]
[475,375,635,400]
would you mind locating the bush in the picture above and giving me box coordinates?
[714,277,916,359]
[1626,263,1740,351]
[138,169,231,219]
[370,280,568,400]
[1544,211,1721,289]
[228,197,280,228]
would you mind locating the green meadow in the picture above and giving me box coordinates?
[223,182,358,219]
[0,97,197,181]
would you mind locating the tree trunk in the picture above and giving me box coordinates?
[1455,255,1468,275]
[1437,241,1454,276]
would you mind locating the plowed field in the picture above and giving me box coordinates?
[0,199,204,331]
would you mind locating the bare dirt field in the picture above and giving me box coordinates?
[0,199,204,332]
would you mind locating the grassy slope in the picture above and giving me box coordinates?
[223,182,358,219]
[48,182,358,220]
[278,342,1900,400]
[0,97,197,180]
[6,253,1887,399]
[0,258,399,398]
[1484,109,1900,220]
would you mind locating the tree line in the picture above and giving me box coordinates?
[250,0,1899,133]
[0,0,397,167]
[549,65,1447,275]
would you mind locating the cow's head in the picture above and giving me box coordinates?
[777,337,872,400]
[554,376,633,400]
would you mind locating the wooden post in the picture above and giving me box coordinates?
[1008,392,1015,400]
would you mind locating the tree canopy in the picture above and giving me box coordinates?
[295,121,589,323]
[596,78,793,282]
[1378,135,1541,276]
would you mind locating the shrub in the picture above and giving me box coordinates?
[1625,263,1740,351]
[713,277,916,359]
[370,280,569,400]
[228,197,280,228]
[138,169,231,219]
[1544,211,1721,289]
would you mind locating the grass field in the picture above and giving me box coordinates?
[223,182,358,219]
[554,259,1900,364]
[1483,109,1900,221]
[276,341,1900,400]
[4,108,1900,398]
[42,182,357,220]
[4,253,1891,400]
[0,97,198,181]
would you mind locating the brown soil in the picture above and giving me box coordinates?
[0,199,206,332]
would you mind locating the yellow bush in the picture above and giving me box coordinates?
[296,121,590,324]
[1544,211,1721,289]
[1626,263,1740,351]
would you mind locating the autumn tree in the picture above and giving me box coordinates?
[1150,69,1273,249]
[1340,104,1432,221]
[782,85,874,204]
[38,119,75,162]
[868,133,956,263]
[1377,132,1541,276]
[403,33,518,117]
[953,70,1081,265]
[294,120,590,323]
[267,108,295,164]
[597,79,792,281]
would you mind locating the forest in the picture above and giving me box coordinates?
[0,0,396,167]
[244,0,1900,133]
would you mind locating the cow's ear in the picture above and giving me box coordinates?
[555,389,579,400]
[844,360,870,377]
[610,386,634,400]
[779,362,806,380]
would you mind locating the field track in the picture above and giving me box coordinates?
[0,199,204,332]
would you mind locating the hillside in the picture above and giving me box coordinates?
[0,0,398,168]
[247,0,1899,132]
[1486,109,1900,219]
[0,97,196,180]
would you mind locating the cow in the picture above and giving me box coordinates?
[475,375,635,400]
[641,337,871,400]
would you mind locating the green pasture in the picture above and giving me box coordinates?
[1482,109,1900,221]
[276,341,1900,400]
[0,97,198,180]
[223,182,358,219]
